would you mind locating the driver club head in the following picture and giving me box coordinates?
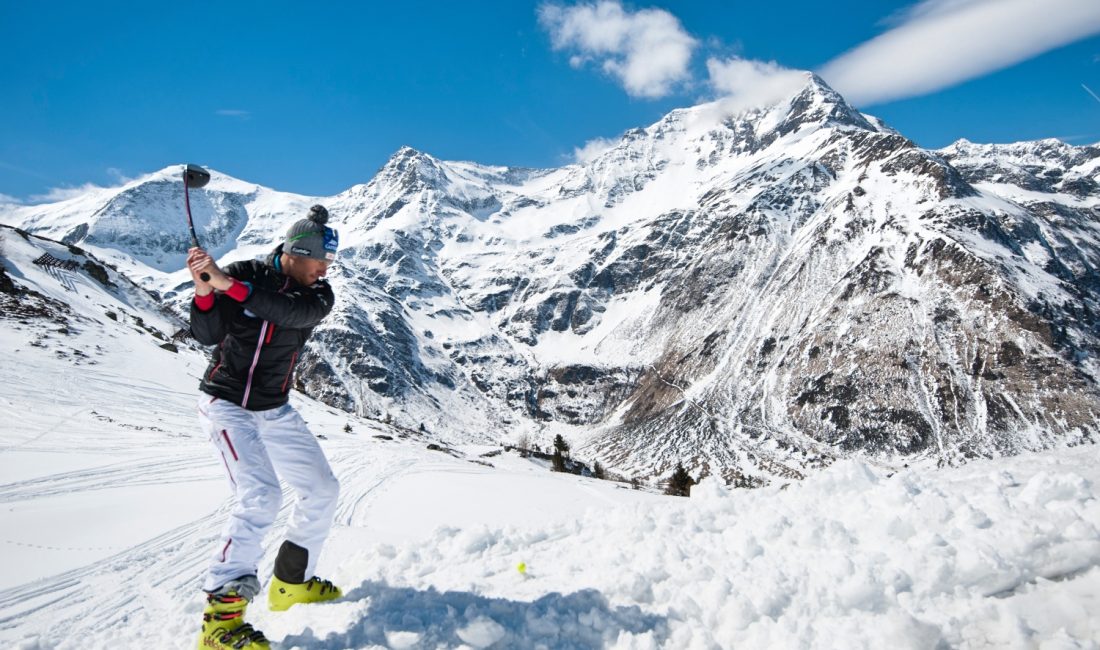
[183,164,211,189]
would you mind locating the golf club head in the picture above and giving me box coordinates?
[183,164,211,189]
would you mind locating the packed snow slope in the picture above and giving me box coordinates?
[3,73,1099,485]
[1,225,1100,648]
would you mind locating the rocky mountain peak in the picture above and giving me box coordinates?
[4,84,1099,486]
[377,145,451,193]
[777,72,877,134]
[941,136,1100,199]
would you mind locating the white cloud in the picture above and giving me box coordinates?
[0,193,22,206]
[819,0,1100,106]
[28,183,109,204]
[879,0,981,26]
[23,166,144,205]
[106,167,137,184]
[572,136,618,163]
[539,1,698,98]
[1054,133,1100,143]
[1083,84,1100,105]
[216,109,251,118]
[0,160,54,183]
[706,58,809,114]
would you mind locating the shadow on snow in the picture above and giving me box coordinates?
[279,580,669,649]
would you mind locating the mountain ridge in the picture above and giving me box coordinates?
[3,73,1097,484]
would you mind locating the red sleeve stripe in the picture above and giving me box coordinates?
[225,280,250,302]
[194,293,215,311]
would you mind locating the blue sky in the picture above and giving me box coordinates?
[1,0,1098,203]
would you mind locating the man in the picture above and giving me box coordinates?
[188,204,342,650]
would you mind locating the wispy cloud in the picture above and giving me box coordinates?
[106,167,137,184]
[539,1,698,98]
[0,163,136,206]
[819,0,1100,106]
[1083,83,1100,105]
[1053,132,1100,143]
[28,183,111,204]
[0,159,56,183]
[706,58,808,114]
[568,58,810,163]
[572,136,618,163]
[216,109,251,119]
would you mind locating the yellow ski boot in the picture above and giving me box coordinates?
[267,575,342,611]
[196,591,270,649]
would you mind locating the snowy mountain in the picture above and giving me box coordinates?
[2,82,1100,650]
[3,73,1098,485]
[2,228,1098,647]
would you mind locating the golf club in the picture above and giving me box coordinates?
[182,163,211,281]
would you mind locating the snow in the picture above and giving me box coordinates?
[973,181,1100,209]
[531,288,664,366]
[9,436,1099,648]
[3,80,1100,648]
[3,300,1100,650]
[350,453,1100,649]
[4,77,1096,469]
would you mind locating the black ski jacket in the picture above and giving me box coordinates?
[190,245,335,411]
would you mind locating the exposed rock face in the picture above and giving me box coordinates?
[0,224,188,355]
[5,74,1098,483]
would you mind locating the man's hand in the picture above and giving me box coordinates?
[187,247,232,294]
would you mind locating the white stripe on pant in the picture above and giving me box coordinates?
[198,396,339,592]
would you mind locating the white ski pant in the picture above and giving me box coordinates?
[198,396,339,592]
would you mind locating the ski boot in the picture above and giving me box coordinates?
[267,575,342,611]
[197,591,269,649]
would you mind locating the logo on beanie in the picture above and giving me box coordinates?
[324,228,339,253]
[291,246,312,256]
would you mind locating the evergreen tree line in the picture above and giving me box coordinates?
[543,435,695,497]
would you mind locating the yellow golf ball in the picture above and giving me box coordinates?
[517,562,527,574]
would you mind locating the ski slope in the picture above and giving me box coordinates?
[1,339,1098,648]
[1,228,1099,648]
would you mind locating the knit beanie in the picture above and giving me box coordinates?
[284,205,339,261]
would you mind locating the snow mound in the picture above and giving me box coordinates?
[292,453,1100,649]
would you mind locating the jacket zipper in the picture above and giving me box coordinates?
[240,321,268,409]
[240,277,291,409]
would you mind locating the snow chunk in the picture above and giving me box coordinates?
[456,615,506,648]
[1019,472,1092,507]
[385,630,422,649]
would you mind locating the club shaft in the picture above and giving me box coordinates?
[184,175,211,282]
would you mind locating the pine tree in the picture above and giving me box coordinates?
[343,422,352,433]
[551,448,566,473]
[665,463,695,497]
[551,435,571,473]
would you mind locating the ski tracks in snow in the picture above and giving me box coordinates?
[329,448,418,528]
[0,455,215,503]
[0,438,455,648]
